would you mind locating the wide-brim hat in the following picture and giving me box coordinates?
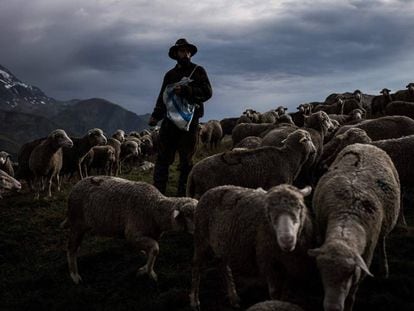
[168,38,198,60]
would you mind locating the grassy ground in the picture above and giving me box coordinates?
[1,138,413,311]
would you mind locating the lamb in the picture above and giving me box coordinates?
[0,169,21,199]
[80,145,116,177]
[310,143,400,311]
[0,151,14,177]
[189,184,314,309]
[199,120,223,150]
[61,128,107,180]
[29,129,73,199]
[332,115,414,142]
[220,117,239,137]
[233,136,263,149]
[62,176,197,284]
[187,129,316,199]
[112,129,125,143]
[246,300,305,311]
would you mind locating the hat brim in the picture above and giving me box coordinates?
[168,43,197,60]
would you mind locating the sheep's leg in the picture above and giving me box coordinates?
[219,262,240,308]
[126,232,159,281]
[67,228,86,284]
[189,245,207,311]
[56,174,61,192]
[379,237,389,279]
[47,175,53,198]
[34,177,40,200]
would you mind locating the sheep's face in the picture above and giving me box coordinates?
[171,201,196,234]
[275,106,287,116]
[406,83,414,95]
[308,245,372,311]
[88,129,107,146]
[51,130,73,148]
[353,90,362,101]
[350,109,363,121]
[265,185,311,252]
[380,88,391,97]
[125,141,140,157]
[0,152,9,165]
[0,170,21,195]
[113,130,125,142]
[107,149,116,163]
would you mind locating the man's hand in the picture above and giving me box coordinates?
[148,116,158,126]
[174,85,182,95]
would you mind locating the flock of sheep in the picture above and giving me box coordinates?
[1,82,414,311]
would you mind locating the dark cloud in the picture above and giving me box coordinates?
[0,0,413,120]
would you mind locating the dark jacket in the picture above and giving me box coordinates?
[151,62,212,121]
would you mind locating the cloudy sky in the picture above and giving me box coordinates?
[1,0,413,120]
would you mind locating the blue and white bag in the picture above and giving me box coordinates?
[163,66,198,131]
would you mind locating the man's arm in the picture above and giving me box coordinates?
[182,66,212,103]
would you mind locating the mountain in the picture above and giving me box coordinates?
[54,98,150,136]
[0,64,150,157]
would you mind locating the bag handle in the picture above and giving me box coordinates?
[188,65,198,80]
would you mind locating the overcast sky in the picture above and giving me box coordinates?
[1,0,413,120]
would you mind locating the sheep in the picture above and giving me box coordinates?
[107,138,121,176]
[384,100,414,119]
[62,176,197,284]
[15,137,46,189]
[246,300,305,311]
[112,129,125,143]
[0,151,14,177]
[199,120,223,150]
[310,143,400,311]
[232,122,290,147]
[243,108,261,123]
[370,88,392,117]
[29,129,74,199]
[187,129,316,199]
[119,140,141,173]
[392,83,414,102]
[237,114,254,124]
[220,117,239,137]
[260,110,279,123]
[289,104,313,127]
[61,128,107,180]
[319,128,414,226]
[328,109,364,125]
[275,106,288,116]
[189,184,314,309]
[0,169,21,199]
[139,135,154,158]
[332,115,414,142]
[233,136,263,149]
[314,98,344,115]
[140,129,151,137]
[260,125,299,148]
[80,145,116,177]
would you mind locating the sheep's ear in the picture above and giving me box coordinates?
[308,248,323,257]
[172,210,180,219]
[355,254,374,277]
[299,186,312,197]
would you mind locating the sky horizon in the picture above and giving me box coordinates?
[1,0,413,121]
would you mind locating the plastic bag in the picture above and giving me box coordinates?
[163,66,198,131]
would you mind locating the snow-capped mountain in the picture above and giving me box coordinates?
[0,65,55,110]
[0,64,150,157]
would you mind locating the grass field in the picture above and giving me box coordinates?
[1,139,413,311]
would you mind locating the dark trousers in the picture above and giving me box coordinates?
[153,118,199,196]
